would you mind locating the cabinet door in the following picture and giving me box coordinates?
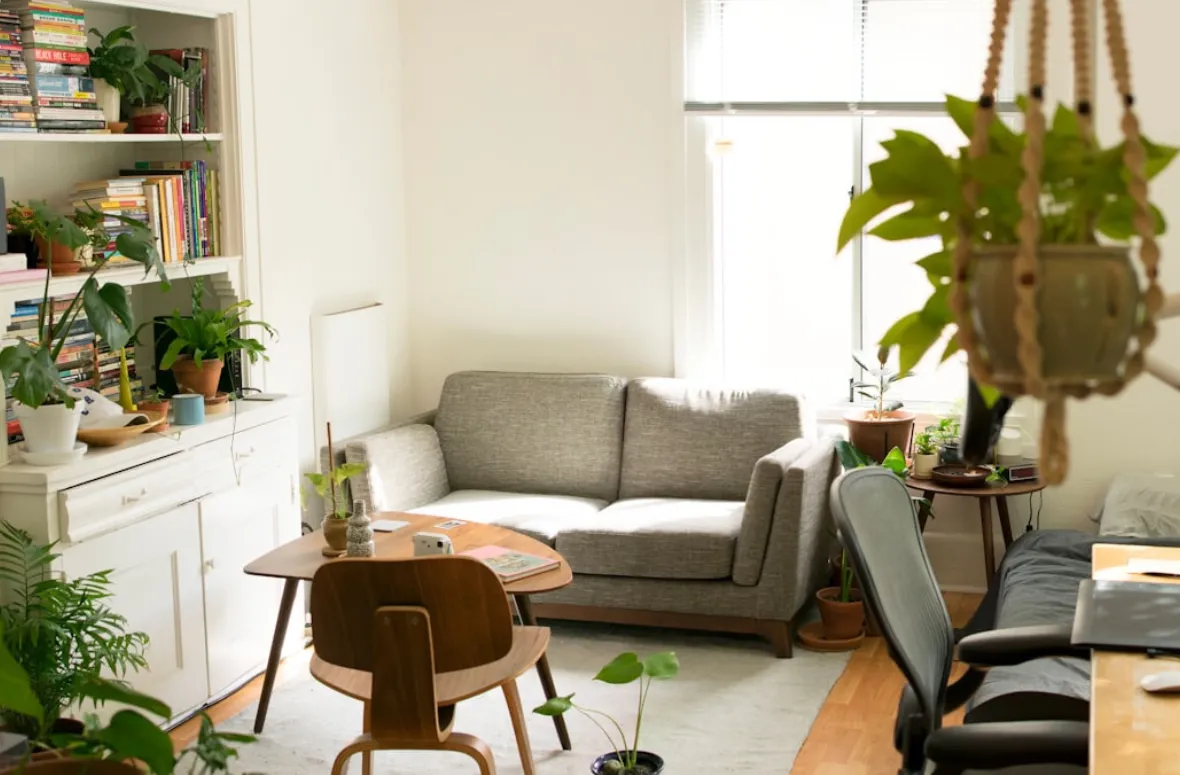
[60,502,208,720]
[200,467,301,697]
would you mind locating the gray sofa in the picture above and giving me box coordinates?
[326,371,839,657]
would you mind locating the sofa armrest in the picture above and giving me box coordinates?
[343,424,450,513]
[733,439,808,586]
[752,438,840,620]
[957,624,1087,667]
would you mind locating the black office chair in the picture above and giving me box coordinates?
[830,467,1089,775]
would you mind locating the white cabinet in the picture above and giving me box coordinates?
[60,501,210,718]
[200,466,300,697]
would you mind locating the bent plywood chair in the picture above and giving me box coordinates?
[310,556,550,775]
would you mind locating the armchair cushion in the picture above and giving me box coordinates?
[407,490,608,546]
[618,379,806,501]
[434,371,626,501]
[555,498,744,580]
[345,424,449,512]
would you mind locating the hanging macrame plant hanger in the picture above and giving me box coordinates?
[952,0,1167,485]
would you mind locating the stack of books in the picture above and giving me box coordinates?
[3,293,97,445]
[0,251,44,284]
[96,339,137,401]
[126,160,220,261]
[0,9,33,132]
[3,0,103,133]
[71,177,152,264]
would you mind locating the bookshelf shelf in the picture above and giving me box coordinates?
[0,256,241,299]
[0,133,223,144]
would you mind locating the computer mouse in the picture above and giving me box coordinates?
[1140,671,1180,693]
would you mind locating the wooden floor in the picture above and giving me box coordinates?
[171,594,983,771]
[789,592,983,775]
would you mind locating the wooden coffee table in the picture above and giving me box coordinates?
[244,513,574,749]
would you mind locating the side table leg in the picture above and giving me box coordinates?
[254,578,299,734]
[917,491,937,533]
[996,496,1015,547]
[979,498,997,590]
[515,594,572,751]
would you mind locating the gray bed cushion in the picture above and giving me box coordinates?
[618,378,805,501]
[434,371,626,502]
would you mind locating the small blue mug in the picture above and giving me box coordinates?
[172,394,205,425]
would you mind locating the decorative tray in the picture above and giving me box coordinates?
[931,464,990,488]
[76,411,166,447]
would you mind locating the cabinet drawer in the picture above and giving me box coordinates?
[59,456,198,544]
[196,419,295,493]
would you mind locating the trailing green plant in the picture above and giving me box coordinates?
[914,432,938,456]
[836,441,908,478]
[852,345,912,418]
[0,201,164,408]
[985,465,1007,487]
[151,278,276,371]
[534,651,679,775]
[929,416,961,450]
[0,521,149,743]
[836,95,1179,379]
[306,462,366,519]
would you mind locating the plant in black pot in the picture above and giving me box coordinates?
[534,651,678,775]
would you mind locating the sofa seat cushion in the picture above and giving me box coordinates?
[407,490,608,546]
[556,498,744,581]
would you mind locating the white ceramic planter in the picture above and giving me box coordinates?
[912,453,939,480]
[15,401,83,454]
[94,78,120,126]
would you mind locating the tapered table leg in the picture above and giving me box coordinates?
[253,578,299,734]
[979,498,997,590]
[997,496,1015,547]
[515,594,572,751]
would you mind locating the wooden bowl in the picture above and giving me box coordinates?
[76,411,165,447]
[931,463,990,488]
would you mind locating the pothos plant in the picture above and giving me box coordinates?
[0,201,165,408]
[306,462,366,519]
[836,95,1178,388]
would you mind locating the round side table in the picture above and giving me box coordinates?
[905,475,1046,589]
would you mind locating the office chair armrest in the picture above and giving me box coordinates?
[925,720,1088,770]
[957,624,1087,667]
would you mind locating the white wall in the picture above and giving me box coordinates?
[400,0,681,409]
[251,0,410,495]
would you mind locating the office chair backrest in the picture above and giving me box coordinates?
[830,467,954,735]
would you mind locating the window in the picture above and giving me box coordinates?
[684,0,1021,405]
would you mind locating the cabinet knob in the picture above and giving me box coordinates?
[234,448,257,460]
[204,559,216,571]
[122,488,147,505]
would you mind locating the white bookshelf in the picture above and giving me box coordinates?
[0,0,262,467]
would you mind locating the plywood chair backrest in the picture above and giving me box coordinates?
[311,556,514,674]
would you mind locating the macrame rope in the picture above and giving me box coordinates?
[1069,0,1094,141]
[1041,397,1069,485]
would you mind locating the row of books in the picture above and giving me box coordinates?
[0,8,34,131]
[149,48,208,134]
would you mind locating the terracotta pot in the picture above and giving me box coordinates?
[816,587,865,641]
[844,410,916,465]
[322,518,349,552]
[170,357,223,398]
[33,235,83,275]
[912,453,938,479]
[18,718,86,763]
[969,245,1139,390]
[138,400,170,432]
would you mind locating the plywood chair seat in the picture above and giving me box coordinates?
[311,624,551,705]
[311,556,551,775]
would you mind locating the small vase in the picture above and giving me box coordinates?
[94,77,121,126]
[323,518,349,555]
[913,453,938,480]
[347,500,375,557]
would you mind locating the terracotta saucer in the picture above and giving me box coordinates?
[205,392,231,415]
[796,620,865,652]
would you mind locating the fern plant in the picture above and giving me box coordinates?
[152,278,275,370]
[0,521,149,743]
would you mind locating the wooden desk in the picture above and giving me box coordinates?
[1090,543,1180,773]
[244,513,574,748]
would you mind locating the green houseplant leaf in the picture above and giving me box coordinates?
[836,187,905,253]
[594,652,643,685]
[0,626,44,724]
[641,651,680,679]
[78,675,171,719]
[82,281,135,352]
[533,694,575,716]
[95,709,176,774]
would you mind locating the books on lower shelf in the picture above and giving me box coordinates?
[460,545,561,582]
[122,160,220,260]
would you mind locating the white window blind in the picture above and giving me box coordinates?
[685,0,1021,404]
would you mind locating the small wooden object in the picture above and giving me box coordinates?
[75,410,165,447]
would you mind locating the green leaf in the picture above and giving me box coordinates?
[96,710,175,774]
[871,130,959,204]
[594,652,643,685]
[0,628,43,724]
[881,447,908,477]
[533,694,574,716]
[896,314,944,375]
[868,209,946,241]
[1051,103,1080,138]
[332,462,367,486]
[78,676,171,718]
[641,651,679,679]
[83,281,135,351]
[945,94,1022,156]
[878,312,920,348]
[837,187,905,253]
[1143,137,1179,180]
[976,381,1002,408]
[915,250,952,278]
[920,284,951,327]
[940,332,961,363]
[1096,197,1166,239]
[6,341,68,407]
[159,337,187,371]
[836,440,874,470]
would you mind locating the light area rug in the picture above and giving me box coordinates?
[223,623,850,774]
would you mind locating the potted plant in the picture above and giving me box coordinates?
[0,521,149,755]
[136,385,171,431]
[845,346,915,464]
[89,26,202,134]
[534,651,679,775]
[816,551,864,642]
[912,431,938,480]
[0,201,163,454]
[306,461,367,556]
[6,205,37,268]
[153,278,275,399]
[837,95,1176,480]
[930,416,962,464]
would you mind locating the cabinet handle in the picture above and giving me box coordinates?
[204,559,216,571]
[122,488,147,505]
[235,448,257,460]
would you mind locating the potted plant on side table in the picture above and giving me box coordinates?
[0,201,162,456]
[306,460,367,557]
[845,346,915,464]
[912,431,939,480]
[153,278,275,399]
[535,651,679,775]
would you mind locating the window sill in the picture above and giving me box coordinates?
[816,400,1028,427]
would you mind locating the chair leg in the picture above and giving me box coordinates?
[361,701,373,775]
[502,679,537,775]
[443,732,498,775]
[332,736,383,775]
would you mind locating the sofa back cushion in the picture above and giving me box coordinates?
[619,378,807,501]
[434,371,626,501]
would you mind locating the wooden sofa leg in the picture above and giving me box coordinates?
[761,619,794,659]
